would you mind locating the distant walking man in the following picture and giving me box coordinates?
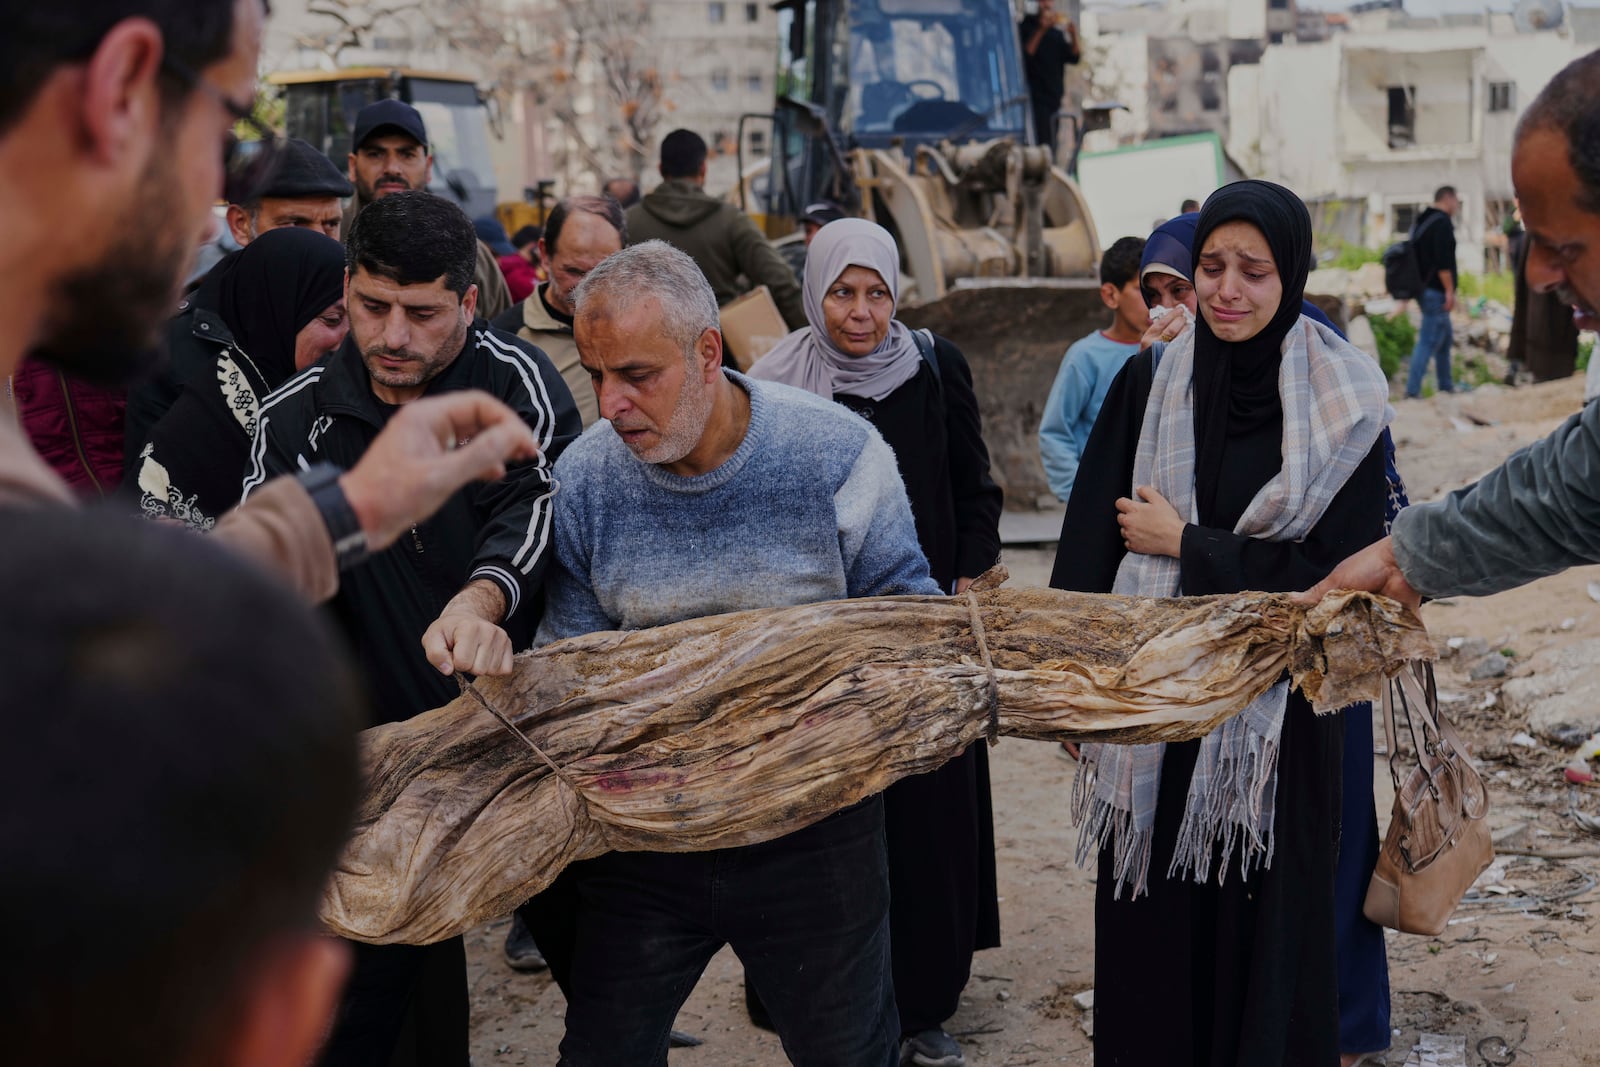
[343,99,512,319]
[1019,0,1081,154]
[1404,185,1460,398]
[626,129,806,330]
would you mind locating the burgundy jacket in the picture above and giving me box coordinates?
[9,358,127,498]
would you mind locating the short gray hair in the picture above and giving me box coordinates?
[571,240,720,355]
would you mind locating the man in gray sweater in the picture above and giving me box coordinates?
[1304,52,1600,609]
[536,240,938,1065]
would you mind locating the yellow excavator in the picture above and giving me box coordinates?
[738,0,1108,504]
[743,0,1100,295]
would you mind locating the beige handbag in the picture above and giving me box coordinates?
[1363,661,1494,936]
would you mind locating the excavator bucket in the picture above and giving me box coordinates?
[900,279,1107,510]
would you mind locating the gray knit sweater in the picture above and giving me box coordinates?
[537,372,940,641]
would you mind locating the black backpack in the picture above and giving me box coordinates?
[1382,212,1445,300]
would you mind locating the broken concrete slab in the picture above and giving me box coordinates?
[1469,652,1511,681]
[1500,637,1600,746]
[1404,1032,1468,1066]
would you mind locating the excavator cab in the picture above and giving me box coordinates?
[766,0,1030,220]
[844,0,1030,147]
[757,0,1097,305]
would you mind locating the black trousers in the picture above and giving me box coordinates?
[314,937,469,1067]
[1032,95,1063,153]
[555,797,900,1067]
[884,741,1001,1034]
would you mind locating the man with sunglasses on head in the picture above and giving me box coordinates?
[344,99,513,320]
[0,3,545,1066]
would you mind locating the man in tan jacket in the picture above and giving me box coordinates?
[492,194,627,427]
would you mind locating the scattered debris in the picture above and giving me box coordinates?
[1470,652,1511,681]
[1403,1032,1467,1066]
[1073,989,1094,1039]
[1510,732,1538,749]
[1500,639,1600,744]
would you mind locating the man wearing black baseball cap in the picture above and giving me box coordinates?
[344,100,511,319]
[225,137,351,245]
[346,99,431,210]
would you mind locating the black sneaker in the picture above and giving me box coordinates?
[902,1029,964,1067]
[502,913,548,972]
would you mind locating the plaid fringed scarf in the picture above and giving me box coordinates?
[1072,316,1392,897]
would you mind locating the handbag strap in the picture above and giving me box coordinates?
[1387,661,1490,819]
[1383,660,1442,791]
[1381,666,1403,791]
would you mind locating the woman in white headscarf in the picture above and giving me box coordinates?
[750,218,1004,1067]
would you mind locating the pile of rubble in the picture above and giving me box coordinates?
[1431,613,1600,842]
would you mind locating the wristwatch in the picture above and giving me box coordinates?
[296,462,370,570]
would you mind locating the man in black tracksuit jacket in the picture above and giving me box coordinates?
[241,192,582,1066]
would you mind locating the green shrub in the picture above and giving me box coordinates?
[1454,350,1498,388]
[1459,271,1514,308]
[1368,312,1416,380]
[1580,336,1594,373]
[1323,241,1384,271]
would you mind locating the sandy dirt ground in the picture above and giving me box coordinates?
[465,378,1600,1065]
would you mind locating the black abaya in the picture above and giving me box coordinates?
[1056,353,1386,1066]
[836,335,1004,1033]
[1051,181,1389,1066]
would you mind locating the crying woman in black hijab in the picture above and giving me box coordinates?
[1050,179,1394,1066]
[126,227,348,531]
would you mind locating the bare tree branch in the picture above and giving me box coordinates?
[297,0,669,189]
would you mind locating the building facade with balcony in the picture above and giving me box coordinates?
[1241,16,1589,269]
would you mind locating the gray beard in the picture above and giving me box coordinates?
[637,370,717,467]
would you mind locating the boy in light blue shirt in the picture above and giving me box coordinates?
[1038,236,1149,503]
